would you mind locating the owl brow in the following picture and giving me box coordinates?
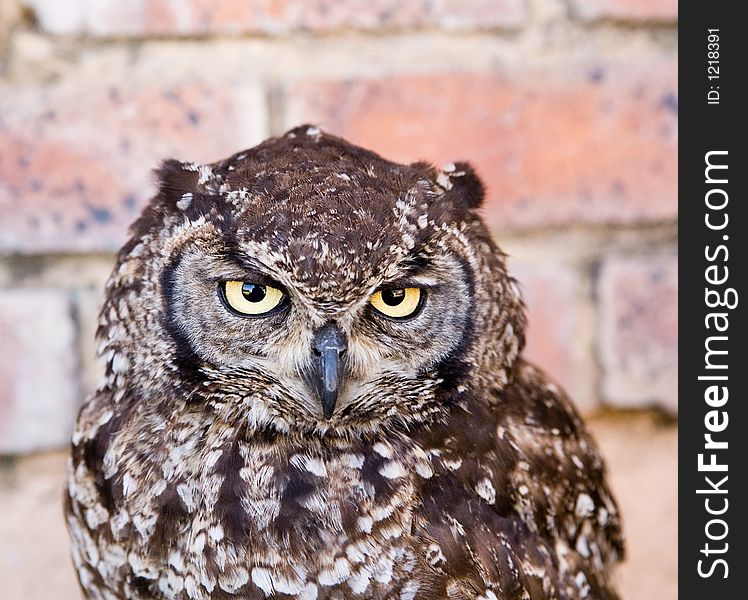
[210,253,285,287]
[376,277,435,292]
[378,256,437,290]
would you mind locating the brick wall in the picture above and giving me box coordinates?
[0,0,677,454]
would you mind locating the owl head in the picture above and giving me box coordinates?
[100,126,526,438]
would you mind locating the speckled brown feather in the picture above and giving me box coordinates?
[65,125,623,600]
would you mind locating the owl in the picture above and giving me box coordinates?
[65,125,624,600]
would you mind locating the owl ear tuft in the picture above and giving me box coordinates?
[154,159,225,221]
[156,159,199,198]
[440,161,485,210]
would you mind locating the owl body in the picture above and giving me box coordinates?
[66,126,623,599]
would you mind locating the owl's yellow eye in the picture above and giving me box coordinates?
[222,281,286,316]
[370,287,423,319]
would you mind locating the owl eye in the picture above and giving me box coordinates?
[369,287,423,319]
[222,281,286,316]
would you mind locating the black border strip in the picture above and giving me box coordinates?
[680,2,746,596]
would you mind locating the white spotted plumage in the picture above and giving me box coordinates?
[66,126,624,599]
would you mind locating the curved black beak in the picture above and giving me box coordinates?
[309,323,347,420]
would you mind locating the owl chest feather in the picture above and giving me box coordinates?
[67,367,623,599]
[110,424,429,598]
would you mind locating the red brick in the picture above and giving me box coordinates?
[0,288,77,453]
[285,56,677,231]
[0,80,264,253]
[571,0,677,23]
[511,261,596,413]
[598,254,677,412]
[24,0,527,36]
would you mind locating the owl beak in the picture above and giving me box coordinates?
[310,323,347,420]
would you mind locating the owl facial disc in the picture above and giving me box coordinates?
[308,322,348,419]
